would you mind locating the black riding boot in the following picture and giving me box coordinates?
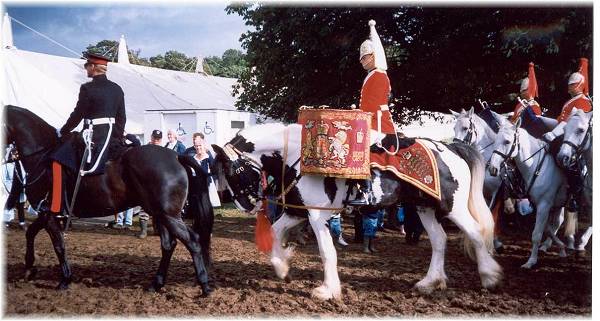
[348,180,373,206]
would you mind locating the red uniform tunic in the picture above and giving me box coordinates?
[557,94,592,123]
[510,99,542,123]
[360,69,395,134]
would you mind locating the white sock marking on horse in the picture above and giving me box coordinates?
[270,213,304,280]
[308,209,341,300]
[414,206,448,293]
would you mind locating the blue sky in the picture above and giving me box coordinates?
[3,3,249,59]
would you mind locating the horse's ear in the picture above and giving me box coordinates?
[467,107,475,116]
[460,108,466,114]
[211,144,228,162]
[449,109,460,118]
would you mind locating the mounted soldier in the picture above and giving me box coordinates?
[349,20,399,206]
[511,62,542,123]
[541,58,592,212]
[46,51,126,215]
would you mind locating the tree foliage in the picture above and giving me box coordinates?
[85,41,247,77]
[226,5,592,123]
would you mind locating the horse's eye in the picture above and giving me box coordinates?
[577,128,585,134]
[504,140,511,145]
[463,127,469,131]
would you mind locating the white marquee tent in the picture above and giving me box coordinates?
[1,13,252,146]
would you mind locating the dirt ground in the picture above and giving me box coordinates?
[3,208,592,317]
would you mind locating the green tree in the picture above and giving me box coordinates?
[84,40,151,66]
[204,49,248,78]
[226,6,592,123]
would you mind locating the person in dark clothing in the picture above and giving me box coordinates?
[47,52,126,215]
[403,203,424,245]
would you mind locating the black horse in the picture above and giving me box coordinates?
[3,105,213,296]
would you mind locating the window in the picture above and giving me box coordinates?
[231,121,245,129]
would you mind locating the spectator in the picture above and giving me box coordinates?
[137,130,163,238]
[3,147,27,231]
[328,212,349,247]
[362,208,381,253]
[190,134,221,207]
[113,208,133,230]
[404,203,424,245]
[164,129,186,155]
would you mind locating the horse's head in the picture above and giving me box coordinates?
[212,137,263,213]
[3,105,59,158]
[488,118,521,177]
[451,107,478,145]
[557,109,592,169]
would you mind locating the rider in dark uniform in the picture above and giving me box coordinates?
[47,52,126,215]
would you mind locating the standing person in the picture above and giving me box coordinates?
[114,208,133,230]
[328,212,349,247]
[190,134,221,207]
[3,147,27,230]
[137,129,162,238]
[542,58,592,213]
[46,52,126,215]
[362,209,382,253]
[164,129,186,155]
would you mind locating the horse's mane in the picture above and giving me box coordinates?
[6,105,57,132]
[5,105,59,149]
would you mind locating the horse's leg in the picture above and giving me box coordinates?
[44,214,72,289]
[414,206,448,294]
[563,209,577,251]
[540,207,563,252]
[160,215,211,297]
[307,210,341,300]
[270,213,305,281]
[577,226,593,252]
[447,206,502,291]
[491,198,504,252]
[24,213,48,280]
[148,217,177,293]
[522,202,551,269]
[546,207,568,257]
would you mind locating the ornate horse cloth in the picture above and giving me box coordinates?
[299,108,372,179]
[370,140,441,200]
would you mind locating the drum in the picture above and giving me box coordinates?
[298,108,371,179]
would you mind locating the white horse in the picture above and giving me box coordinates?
[488,119,569,268]
[556,109,593,252]
[451,107,506,250]
[212,123,502,300]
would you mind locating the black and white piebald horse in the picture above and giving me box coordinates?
[213,123,502,299]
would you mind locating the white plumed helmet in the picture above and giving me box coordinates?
[359,20,387,71]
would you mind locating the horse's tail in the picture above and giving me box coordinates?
[448,142,496,258]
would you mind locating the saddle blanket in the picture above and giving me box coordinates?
[370,139,441,200]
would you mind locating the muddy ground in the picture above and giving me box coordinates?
[3,208,592,317]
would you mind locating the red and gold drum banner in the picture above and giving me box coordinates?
[298,109,371,179]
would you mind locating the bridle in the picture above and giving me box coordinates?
[561,117,593,166]
[4,142,51,188]
[223,128,345,214]
[492,129,520,162]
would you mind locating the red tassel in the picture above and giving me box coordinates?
[527,62,538,99]
[578,58,589,96]
[255,202,274,253]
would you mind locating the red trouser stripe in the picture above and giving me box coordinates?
[51,161,62,213]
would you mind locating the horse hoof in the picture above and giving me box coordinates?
[147,285,163,293]
[24,268,37,281]
[284,275,292,283]
[311,285,335,300]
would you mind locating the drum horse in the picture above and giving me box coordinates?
[3,105,213,297]
[212,122,502,300]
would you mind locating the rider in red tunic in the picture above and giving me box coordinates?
[542,58,592,212]
[349,20,398,207]
[510,62,542,124]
